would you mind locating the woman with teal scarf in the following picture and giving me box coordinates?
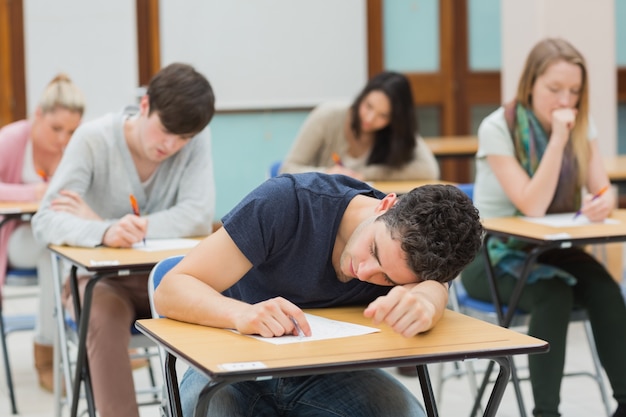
[462,38,626,417]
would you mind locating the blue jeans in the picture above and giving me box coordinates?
[180,367,426,417]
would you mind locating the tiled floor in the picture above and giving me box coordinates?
[1,283,619,416]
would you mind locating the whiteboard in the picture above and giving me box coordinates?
[160,0,368,110]
[24,0,138,122]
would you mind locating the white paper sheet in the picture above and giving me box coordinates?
[131,238,200,252]
[236,313,380,345]
[521,213,620,228]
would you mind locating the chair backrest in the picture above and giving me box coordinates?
[148,255,185,319]
[268,160,282,178]
[456,183,474,201]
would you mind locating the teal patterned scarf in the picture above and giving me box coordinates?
[485,101,580,285]
[506,101,580,213]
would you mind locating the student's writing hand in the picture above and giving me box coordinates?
[580,189,613,222]
[363,285,436,338]
[234,297,311,338]
[550,108,577,147]
[325,165,365,181]
[101,214,147,248]
[50,190,101,220]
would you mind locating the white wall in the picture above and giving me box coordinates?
[159,0,368,110]
[502,0,616,156]
[24,0,138,122]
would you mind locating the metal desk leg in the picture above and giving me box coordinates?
[164,353,182,417]
[481,357,512,417]
[417,364,439,417]
[472,235,547,417]
[69,271,106,417]
[0,296,18,415]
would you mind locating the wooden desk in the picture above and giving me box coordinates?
[424,136,478,184]
[423,136,478,158]
[605,155,626,185]
[48,242,203,417]
[136,308,548,417]
[478,211,626,414]
[370,179,457,195]
[0,201,39,414]
[0,202,39,230]
[0,201,39,216]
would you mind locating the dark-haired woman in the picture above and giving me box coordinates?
[280,71,439,181]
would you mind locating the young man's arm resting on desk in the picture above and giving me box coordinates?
[155,227,449,338]
[154,176,480,339]
[364,280,448,337]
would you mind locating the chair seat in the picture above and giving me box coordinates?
[64,315,144,334]
[454,279,529,327]
[5,268,38,286]
[2,314,36,334]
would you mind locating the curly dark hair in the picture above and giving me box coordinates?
[376,184,483,283]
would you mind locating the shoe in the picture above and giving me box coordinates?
[34,343,54,392]
[396,366,418,377]
[129,348,150,370]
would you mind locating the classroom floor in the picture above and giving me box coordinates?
[1,283,619,417]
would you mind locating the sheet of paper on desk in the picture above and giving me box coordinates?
[131,238,200,252]
[241,313,380,345]
[521,213,620,227]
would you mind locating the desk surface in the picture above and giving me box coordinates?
[371,179,457,194]
[136,308,547,381]
[0,201,39,215]
[482,209,626,244]
[605,155,626,183]
[48,241,204,273]
[423,136,478,157]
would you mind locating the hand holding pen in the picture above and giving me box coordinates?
[129,194,146,246]
[573,185,609,220]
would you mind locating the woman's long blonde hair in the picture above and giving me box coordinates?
[515,38,589,187]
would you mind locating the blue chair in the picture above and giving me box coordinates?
[147,255,184,417]
[268,160,282,178]
[1,267,38,415]
[148,255,184,320]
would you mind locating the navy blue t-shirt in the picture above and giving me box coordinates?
[221,173,391,308]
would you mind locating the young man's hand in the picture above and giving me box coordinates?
[102,214,147,248]
[234,297,311,338]
[364,281,447,337]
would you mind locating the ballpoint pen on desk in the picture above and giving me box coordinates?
[331,152,344,167]
[572,185,609,219]
[129,194,146,246]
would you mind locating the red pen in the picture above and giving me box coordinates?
[129,194,146,245]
